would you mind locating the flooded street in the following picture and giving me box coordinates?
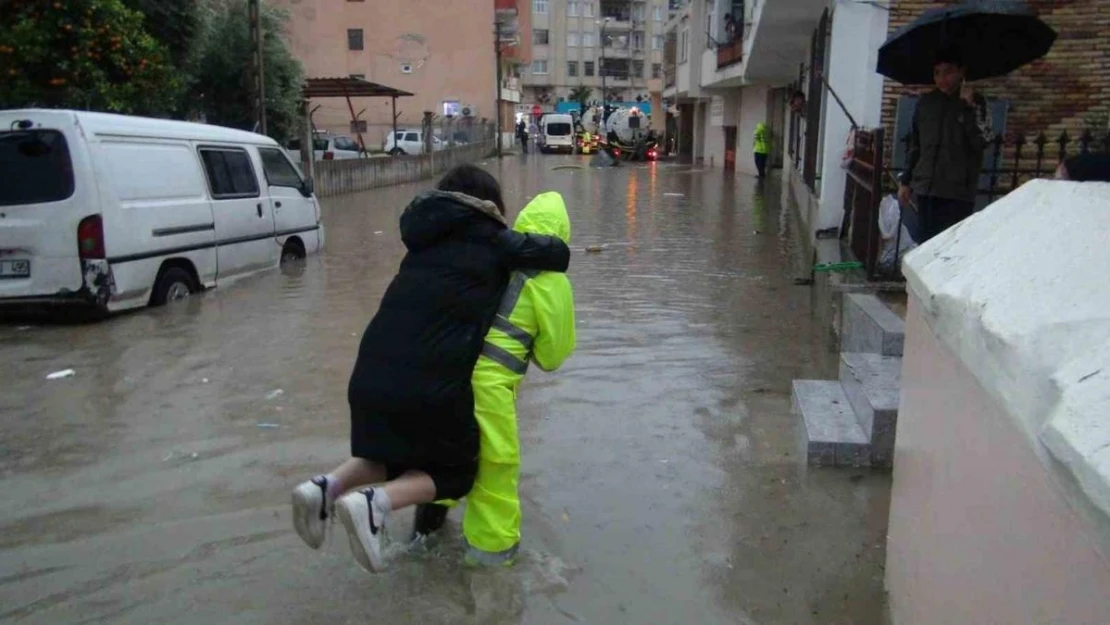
[0,156,890,624]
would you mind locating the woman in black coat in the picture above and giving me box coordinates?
[291,165,570,573]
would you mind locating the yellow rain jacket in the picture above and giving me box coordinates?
[753,122,770,155]
[462,191,577,557]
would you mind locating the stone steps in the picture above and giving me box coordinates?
[791,293,905,469]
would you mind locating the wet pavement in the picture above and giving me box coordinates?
[0,155,890,624]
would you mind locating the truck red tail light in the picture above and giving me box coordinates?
[77,215,105,259]
[323,151,335,160]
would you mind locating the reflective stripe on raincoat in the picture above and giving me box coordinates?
[462,191,577,555]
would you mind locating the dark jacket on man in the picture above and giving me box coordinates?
[901,89,992,203]
[347,190,569,468]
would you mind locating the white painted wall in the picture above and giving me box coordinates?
[815,1,889,231]
[892,180,1110,624]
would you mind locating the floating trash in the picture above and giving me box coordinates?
[46,369,75,380]
[265,389,284,400]
[257,422,281,429]
[663,192,685,197]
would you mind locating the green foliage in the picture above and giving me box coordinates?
[0,0,181,115]
[120,0,200,69]
[569,86,592,111]
[187,3,305,142]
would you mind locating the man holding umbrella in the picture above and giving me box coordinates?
[878,1,1057,242]
[896,46,994,241]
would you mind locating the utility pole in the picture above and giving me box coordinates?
[494,18,504,158]
[248,0,267,135]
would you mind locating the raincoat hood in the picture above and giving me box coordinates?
[513,191,571,245]
[400,190,507,252]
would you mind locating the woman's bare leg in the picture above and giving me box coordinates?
[378,470,437,509]
[325,457,388,497]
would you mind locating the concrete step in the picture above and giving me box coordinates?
[841,293,905,356]
[839,352,902,468]
[792,380,871,467]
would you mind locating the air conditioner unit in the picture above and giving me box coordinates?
[460,104,477,117]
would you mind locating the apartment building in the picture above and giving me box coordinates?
[523,0,671,119]
[273,0,503,143]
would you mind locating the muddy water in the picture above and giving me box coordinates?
[0,155,890,624]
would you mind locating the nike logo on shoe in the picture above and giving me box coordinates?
[365,490,380,535]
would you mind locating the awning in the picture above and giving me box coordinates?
[302,77,414,99]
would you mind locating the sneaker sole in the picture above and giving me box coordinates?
[291,483,325,550]
[336,496,384,573]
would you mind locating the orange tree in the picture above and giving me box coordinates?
[0,0,181,115]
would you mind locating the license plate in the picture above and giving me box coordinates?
[0,259,30,278]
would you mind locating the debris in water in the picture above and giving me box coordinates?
[552,164,584,171]
[561,509,570,524]
[663,192,685,197]
[163,452,174,461]
[201,378,210,384]
[46,369,75,380]
[190,452,199,460]
[265,389,284,400]
[584,245,605,253]
[257,422,281,429]
[374,231,383,235]
[16,326,31,332]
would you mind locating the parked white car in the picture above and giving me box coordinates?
[286,134,364,162]
[0,109,324,316]
[384,129,445,155]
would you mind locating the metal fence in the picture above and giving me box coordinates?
[312,119,496,154]
[846,127,1110,281]
[891,129,1110,204]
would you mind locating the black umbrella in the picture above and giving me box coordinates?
[877,0,1057,85]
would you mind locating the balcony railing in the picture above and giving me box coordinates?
[716,40,743,69]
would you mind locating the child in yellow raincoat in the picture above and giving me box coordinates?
[412,191,577,565]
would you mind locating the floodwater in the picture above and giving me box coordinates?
[0,155,891,624]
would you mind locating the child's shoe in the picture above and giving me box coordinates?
[291,476,333,550]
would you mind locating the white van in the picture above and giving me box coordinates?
[0,109,324,315]
[539,114,575,154]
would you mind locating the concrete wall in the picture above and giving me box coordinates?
[888,180,1110,624]
[313,141,494,197]
[815,1,888,232]
[735,84,769,177]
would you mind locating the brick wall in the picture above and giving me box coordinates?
[881,0,1110,174]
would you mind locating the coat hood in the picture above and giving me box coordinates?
[400,190,506,252]
[513,191,571,244]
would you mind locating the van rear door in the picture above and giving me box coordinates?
[0,111,95,302]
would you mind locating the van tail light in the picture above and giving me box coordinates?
[323,151,335,160]
[77,215,106,260]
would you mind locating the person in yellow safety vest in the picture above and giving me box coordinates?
[412,191,577,566]
[753,122,770,179]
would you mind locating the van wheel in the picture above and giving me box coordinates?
[151,267,195,306]
[281,239,306,263]
[389,148,405,156]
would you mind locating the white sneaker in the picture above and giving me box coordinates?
[336,488,391,573]
[291,476,332,550]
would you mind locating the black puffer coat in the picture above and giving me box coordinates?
[347,190,570,466]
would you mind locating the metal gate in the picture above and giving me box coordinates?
[842,128,887,279]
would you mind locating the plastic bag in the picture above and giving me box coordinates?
[878,194,917,273]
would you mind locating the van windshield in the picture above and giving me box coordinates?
[546,123,572,136]
[0,130,75,206]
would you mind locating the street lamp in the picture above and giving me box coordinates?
[597,17,612,127]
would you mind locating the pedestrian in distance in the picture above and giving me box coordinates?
[753,122,770,178]
[290,164,570,573]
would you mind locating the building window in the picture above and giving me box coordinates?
[533,0,548,14]
[679,29,688,61]
[632,3,645,20]
[568,61,579,77]
[652,34,664,50]
[652,63,662,79]
[532,59,549,74]
[653,5,664,20]
[347,29,364,51]
[582,32,595,47]
[534,29,550,45]
[567,32,580,47]
[632,31,645,49]
[584,1,594,17]
[568,1,578,16]
[584,60,595,76]
[632,60,644,78]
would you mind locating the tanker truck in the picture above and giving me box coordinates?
[597,106,659,162]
